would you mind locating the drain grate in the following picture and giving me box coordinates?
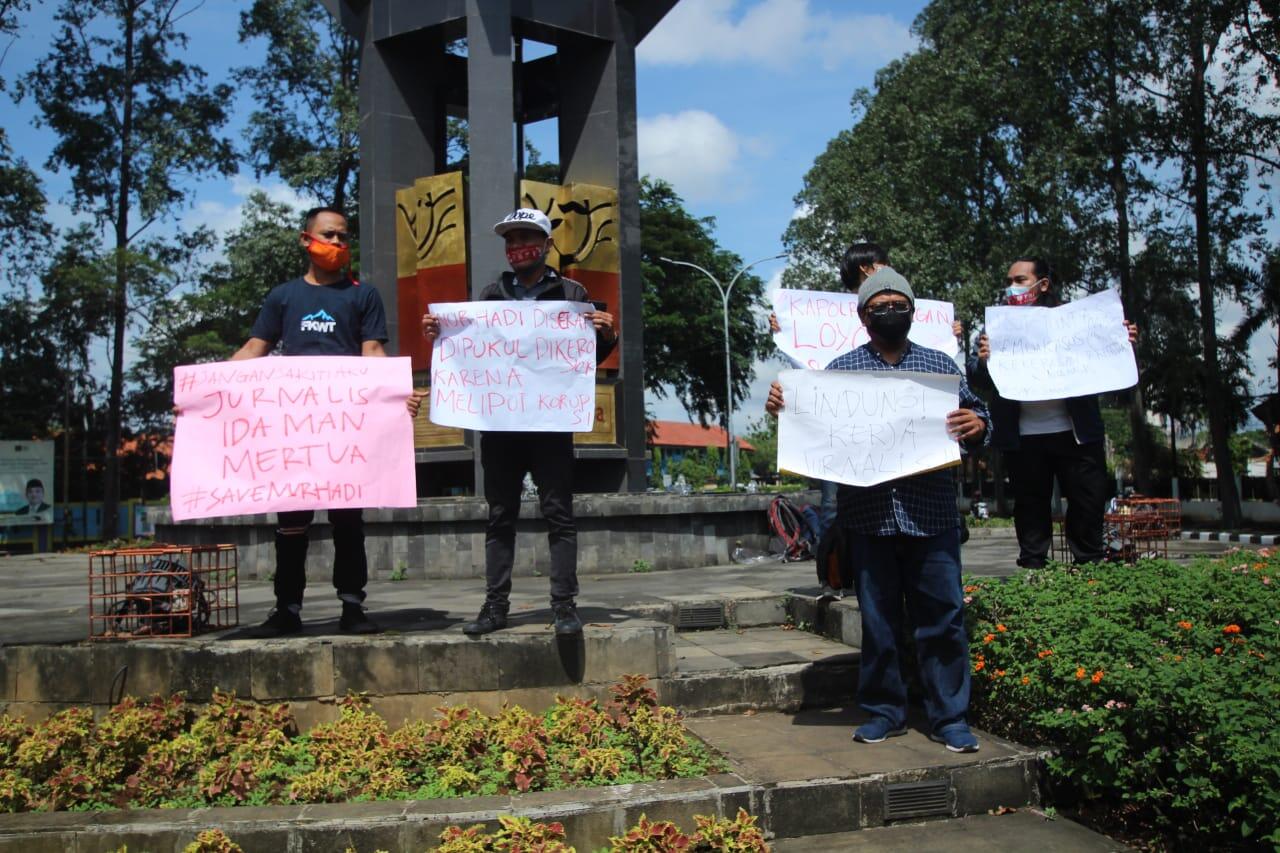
[884,780,951,820]
[675,603,725,629]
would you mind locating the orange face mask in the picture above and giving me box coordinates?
[303,234,351,272]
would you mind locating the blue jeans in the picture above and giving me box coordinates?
[850,528,970,732]
[819,480,838,534]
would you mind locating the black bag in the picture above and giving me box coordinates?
[113,556,210,635]
[815,524,851,591]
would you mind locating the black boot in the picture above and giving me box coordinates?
[462,602,508,636]
[339,602,380,634]
[552,601,582,635]
[246,606,303,638]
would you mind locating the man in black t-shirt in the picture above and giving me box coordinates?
[235,206,422,638]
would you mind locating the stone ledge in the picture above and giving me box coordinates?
[0,731,1044,851]
[0,620,673,712]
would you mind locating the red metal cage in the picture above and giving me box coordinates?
[89,544,239,640]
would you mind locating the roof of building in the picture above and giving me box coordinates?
[647,420,756,453]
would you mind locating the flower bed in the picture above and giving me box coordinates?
[964,551,1279,849]
[0,675,721,812]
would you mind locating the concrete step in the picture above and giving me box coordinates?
[0,623,859,727]
[0,709,1045,853]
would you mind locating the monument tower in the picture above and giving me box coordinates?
[319,0,680,495]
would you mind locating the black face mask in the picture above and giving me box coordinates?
[866,311,912,346]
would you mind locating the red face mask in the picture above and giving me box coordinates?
[506,244,545,268]
[303,234,351,272]
[1003,285,1041,306]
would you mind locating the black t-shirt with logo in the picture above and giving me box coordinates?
[249,277,388,356]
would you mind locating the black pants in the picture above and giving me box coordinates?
[274,508,367,607]
[1006,432,1107,567]
[481,431,578,606]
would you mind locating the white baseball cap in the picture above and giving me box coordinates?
[493,208,553,237]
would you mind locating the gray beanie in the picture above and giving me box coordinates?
[857,267,914,308]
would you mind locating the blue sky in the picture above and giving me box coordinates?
[4,0,1273,433]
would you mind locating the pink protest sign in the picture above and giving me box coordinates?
[771,289,958,368]
[427,300,597,432]
[169,356,417,520]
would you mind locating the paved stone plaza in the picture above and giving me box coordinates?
[0,528,1246,646]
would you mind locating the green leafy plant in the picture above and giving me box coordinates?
[631,559,653,574]
[0,677,720,814]
[389,562,408,582]
[964,550,1280,848]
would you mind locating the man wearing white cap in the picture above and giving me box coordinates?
[422,208,617,635]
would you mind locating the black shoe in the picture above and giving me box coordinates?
[339,602,380,634]
[462,603,508,636]
[552,602,582,635]
[246,607,302,638]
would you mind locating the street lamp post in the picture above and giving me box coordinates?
[658,252,788,490]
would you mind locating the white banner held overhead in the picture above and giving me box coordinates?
[428,300,598,432]
[983,288,1136,402]
[776,369,961,487]
[771,288,958,368]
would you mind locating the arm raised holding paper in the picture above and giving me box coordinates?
[974,256,1138,573]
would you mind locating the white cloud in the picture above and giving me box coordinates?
[639,109,753,203]
[640,0,916,72]
[180,174,313,239]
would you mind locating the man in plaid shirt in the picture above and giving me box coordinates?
[766,268,989,753]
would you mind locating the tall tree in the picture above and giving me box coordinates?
[1146,0,1279,526]
[640,177,771,426]
[130,192,302,426]
[236,0,359,213]
[23,0,236,537]
[0,0,49,286]
[784,2,1110,325]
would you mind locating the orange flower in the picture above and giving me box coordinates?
[974,660,986,672]
[1021,676,1030,685]
[1253,562,1265,570]
[964,584,979,593]
[1177,620,1193,630]
[1091,670,1104,684]
[1214,647,1223,655]
[1249,650,1266,659]
[983,634,995,644]
[1075,667,1086,679]
[1223,624,1242,634]
[1087,579,1098,585]
[996,623,1008,633]
[996,669,1006,677]
[1037,650,1054,659]
[1173,654,1183,662]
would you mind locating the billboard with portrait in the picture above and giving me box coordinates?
[0,441,55,526]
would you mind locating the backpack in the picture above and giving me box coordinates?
[768,495,817,561]
[112,556,211,635]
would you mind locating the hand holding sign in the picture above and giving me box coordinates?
[771,289,959,369]
[983,289,1137,401]
[773,369,963,487]
[427,300,598,432]
[169,356,417,520]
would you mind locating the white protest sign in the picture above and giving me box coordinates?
[776,368,961,487]
[428,300,597,432]
[771,288,958,368]
[984,288,1136,402]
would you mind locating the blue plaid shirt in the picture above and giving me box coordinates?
[825,342,990,536]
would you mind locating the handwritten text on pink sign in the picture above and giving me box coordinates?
[169,356,416,520]
[428,300,597,432]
